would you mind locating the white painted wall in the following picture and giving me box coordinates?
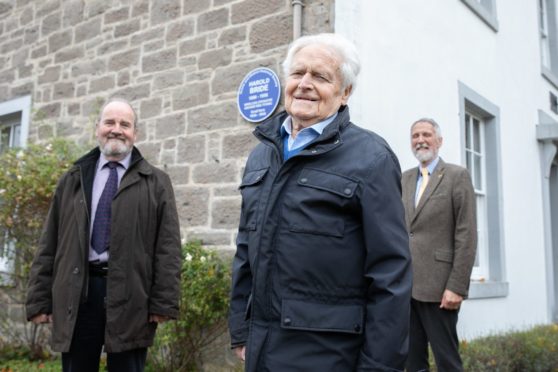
[335,0,556,339]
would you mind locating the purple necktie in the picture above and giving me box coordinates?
[91,162,119,255]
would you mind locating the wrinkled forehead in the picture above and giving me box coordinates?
[290,44,342,70]
[411,121,436,134]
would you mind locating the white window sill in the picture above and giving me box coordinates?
[542,67,558,90]
[469,280,509,299]
[460,0,499,32]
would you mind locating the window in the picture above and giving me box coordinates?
[464,112,489,280]
[0,96,31,285]
[0,96,30,150]
[539,0,558,86]
[460,0,499,32]
[458,82,508,298]
[0,112,23,153]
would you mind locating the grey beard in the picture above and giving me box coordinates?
[413,149,435,163]
[99,139,131,158]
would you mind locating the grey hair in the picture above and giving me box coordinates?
[411,117,442,139]
[281,33,361,93]
[97,97,138,129]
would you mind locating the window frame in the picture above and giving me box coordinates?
[464,112,490,280]
[0,96,31,149]
[537,110,558,323]
[458,81,508,299]
[460,0,499,32]
[0,113,23,153]
[539,0,558,88]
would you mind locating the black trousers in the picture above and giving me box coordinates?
[406,299,463,372]
[62,275,147,372]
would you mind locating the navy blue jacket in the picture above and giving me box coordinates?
[229,106,412,371]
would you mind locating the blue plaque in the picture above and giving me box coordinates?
[237,67,281,123]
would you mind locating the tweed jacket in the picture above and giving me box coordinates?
[402,158,477,302]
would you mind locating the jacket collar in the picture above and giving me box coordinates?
[70,146,150,214]
[254,105,351,154]
[72,146,150,175]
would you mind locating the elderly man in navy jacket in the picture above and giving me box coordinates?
[229,33,412,371]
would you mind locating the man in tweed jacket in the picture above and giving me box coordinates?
[402,118,477,372]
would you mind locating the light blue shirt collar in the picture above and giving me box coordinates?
[280,113,338,151]
[420,156,440,176]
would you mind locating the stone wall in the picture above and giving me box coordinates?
[0,1,333,369]
[0,0,334,250]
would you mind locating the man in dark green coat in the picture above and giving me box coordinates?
[26,98,181,372]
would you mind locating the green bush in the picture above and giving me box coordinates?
[427,324,558,371]
[0,139,82,287]
[147,241,231,371]
[0,139,82,358]
[0,339,58,369]
[460,324,558,371]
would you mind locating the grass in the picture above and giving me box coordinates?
[0,359,60,372]
[2,324,558,371]
[0,355,106,372]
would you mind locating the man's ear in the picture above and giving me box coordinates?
[340,85,352,105]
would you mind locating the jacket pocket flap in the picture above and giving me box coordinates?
[298,168,358,198]
[281,299,364,334]
[434,249,454,263]
[240,168,269,188]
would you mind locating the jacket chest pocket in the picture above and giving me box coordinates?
[238,167,269,231]
[287,168,358,238]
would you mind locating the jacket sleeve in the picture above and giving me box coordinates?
[446,168,477,297]
[25,179,62,320]
[228,215,252,348]
[148,173,182,319]
[357,151,412,371]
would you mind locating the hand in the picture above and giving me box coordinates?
[30,314,52,324]
[440,289,463,310]
[149,314,170,323]
[234,346,246,361]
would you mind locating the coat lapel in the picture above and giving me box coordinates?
[402,169,418,227]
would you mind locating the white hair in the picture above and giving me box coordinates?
[411,118,442,139]
[282,33,361,93]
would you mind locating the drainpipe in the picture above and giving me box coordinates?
[292,0,303,39]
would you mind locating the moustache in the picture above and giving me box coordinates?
[107,134,125,140]
[415,143,429,151]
